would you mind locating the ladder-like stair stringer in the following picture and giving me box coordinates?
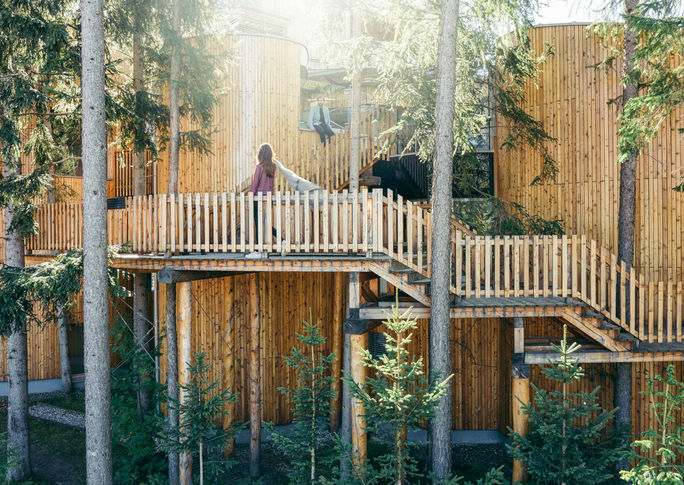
[368,258,635,353]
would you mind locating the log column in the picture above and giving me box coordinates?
[330,272,345,432]
[222,281,236,456]
[248,273,261,478]
[350,332,368,470]
[341,272,367,475]
[177,281,193,485]
[511,317,529,483]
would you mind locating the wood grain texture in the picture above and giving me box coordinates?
[496,24,683,284]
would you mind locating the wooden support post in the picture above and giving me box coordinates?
[350,332,368,471]
[340,272,359,478]
[248,273,261,478]
[330,272,345,432]
[222,280,236,456]
[511,357,530,483]
[177,281,193,485]
[513,317,524,355]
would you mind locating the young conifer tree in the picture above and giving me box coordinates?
[621,364,684,484]
[270,316,339,484]
[164,351,238,485]
[509,326,626,484]
[345,302,452,484]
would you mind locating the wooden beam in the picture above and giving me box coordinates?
[157,268,235,283]
[329,272,345,432]
[248,273,261,478]
[112,255,377,274]
[177,281,193,485]
[350,332,368,472]
[359,175,381,186]
[358,305,584,320]
[511,357,530,483]
[525,351,684,364]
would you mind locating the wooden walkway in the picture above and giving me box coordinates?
[22,188,684,356]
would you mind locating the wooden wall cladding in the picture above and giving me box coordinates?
[388,317,513,433]
[525,317,684,438]
[155,34,301,195]
[496,24,683,284]
[158,272,347,425]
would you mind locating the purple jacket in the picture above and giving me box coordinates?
[250,163,274,194]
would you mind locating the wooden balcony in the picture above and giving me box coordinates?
[25,189,684,347]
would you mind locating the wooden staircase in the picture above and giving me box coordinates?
[368,258,635,353]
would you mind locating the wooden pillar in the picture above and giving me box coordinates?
[330,272,345,432]
[222,279,235,456]
[513,316,524,354]
[177,281,193,485]
[511,317,529,483]
[248,273,261,478]
[340,272,359,477]
[350,332,368,470]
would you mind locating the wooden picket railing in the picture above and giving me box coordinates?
[25,189,683,344]
[452,233,684,344]
[291,106,396,192]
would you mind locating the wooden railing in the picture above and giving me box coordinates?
[26,189,430,260]
[290,106,396,192]
[452,233,684,343]
[25,190,683,344]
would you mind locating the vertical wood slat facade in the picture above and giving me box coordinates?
[496,24,683,285]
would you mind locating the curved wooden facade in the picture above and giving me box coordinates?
[155,34,302,194]
[496,24,683,284]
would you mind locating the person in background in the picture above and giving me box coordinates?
[246,143,280,259]
[307,95,335,146]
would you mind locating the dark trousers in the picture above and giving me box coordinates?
[314,122,335,145]
[253,200,277,244]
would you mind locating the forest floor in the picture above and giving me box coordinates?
[0,391,511,484]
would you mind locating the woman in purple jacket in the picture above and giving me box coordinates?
[247,143,278,258]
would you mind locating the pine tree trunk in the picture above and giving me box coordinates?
[81,0,112,482]
[133,274,152,418]
[57,301,73,393]
[165,284,180,484]
[131,24,153,420]
[349,10,361,193]
[248,273,261,478]
[166,0,181,481]
[615,0,638,471]
[429,0,460,481]
[3,120,31,483]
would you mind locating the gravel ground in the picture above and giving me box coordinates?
[29,403,85,430]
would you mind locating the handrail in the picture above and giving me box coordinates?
[25,189,683,345]
[287,105,396,193]
[449,233,683,344]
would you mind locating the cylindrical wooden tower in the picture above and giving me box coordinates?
[496,24,683,283]
[156,33,302,194]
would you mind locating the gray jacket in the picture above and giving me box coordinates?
[307,104,331,129]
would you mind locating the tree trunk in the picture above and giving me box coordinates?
[166,1,181,481]
[349,10,361,193]
[133,273,152,418]
[340,272,358,479]
[615,0,638,471]
[165,284,180,485]
[81,0,112,482]
[2,116,31,483]
[429,0,460,481]
[177,282,193,485]
[57,301,73,393]
[248,273,261,478]
[131,23,153,420]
